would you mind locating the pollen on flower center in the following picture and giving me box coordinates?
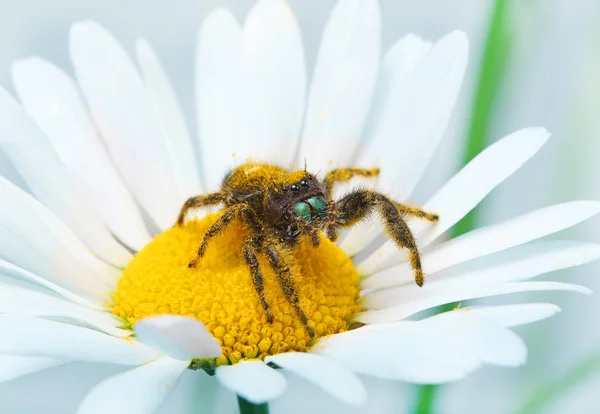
[112,213,361,365]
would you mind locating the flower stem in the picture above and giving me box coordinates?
[237,396,269,414]
[412,0,511,412]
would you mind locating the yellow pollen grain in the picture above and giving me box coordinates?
[112,213,361,365]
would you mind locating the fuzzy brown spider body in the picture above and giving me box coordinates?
[176,162,439,337]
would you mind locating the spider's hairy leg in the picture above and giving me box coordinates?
[321,167,380,200]
[242,240,274,324]
[264,244,316,338]
[176,192,228,226]
[332,190,426,287]
[394,202,439,223]
[189,203,256,268]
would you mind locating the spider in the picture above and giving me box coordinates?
[176,163,439,338]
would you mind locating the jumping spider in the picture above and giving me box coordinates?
[176,163,439,338]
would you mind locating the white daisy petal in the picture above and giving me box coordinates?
[216,360,286,404]
[0,259,101,309]
[367,31,468,201]
[421,311,527,367]
[240,0,306,165]
[298,0,381,169]
[0,355,67,383]
[136,39,202,201]
[338,33,433,254]
[134,315,222,360]
[11,57,152,251]
[363,34,432,142]
[266,352,366,406]
[362,241,600,308]
[417,127,550,245]
[313,320,476,383]
[357,127,550,271]
[0,175,117,302]
[0,283,129,337]
[0,86,132,267]
[195,8,243,191]
[361,201,600,286]
[315,310,528,383]
[467,303,561,328]
[356,281,591,324]
[70,21,180,229]
[0,315,158,364]
[78,356,189,414]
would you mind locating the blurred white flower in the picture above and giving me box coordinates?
[0,0,598,413]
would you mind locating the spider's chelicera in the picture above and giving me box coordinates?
[176,163,438,337]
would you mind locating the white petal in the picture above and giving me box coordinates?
[315,311,527,383]
[467,303,561,327]
[267,352,366,406]
[70,21,180,229]
[357,127,550,272]
[420,311,527,367]
[240,0,306,165]
[195,8,243,191]
[365,31,468,201]
[78,356,189,414]
[363,34,432,142]
[0,315,158,364]
[0,175,117,302]
[338,33,433,255]
[298,0,381,169]
[313,321,477,383]
[0,86,131,267]
[362,241,600,308]
[0,282,129,337]
[361,201,600,285]
[11,57,151,251]
[136,39,202,201]
[0,259,100,309]
[134,315,221,360]
[355,281,591,324]
[0,355,66,383]
[216,360,286,404]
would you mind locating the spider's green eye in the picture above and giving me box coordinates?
[300,180,309,187]
[291,184,300,191]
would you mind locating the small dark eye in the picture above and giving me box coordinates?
[291,184,300,191]
[300,180,309,187]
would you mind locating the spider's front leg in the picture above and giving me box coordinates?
[242,239,274,324]
[264,243,316,338]
[176,192,228,226]
[329,190,438,287]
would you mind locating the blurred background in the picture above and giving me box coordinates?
[0,0,599,412]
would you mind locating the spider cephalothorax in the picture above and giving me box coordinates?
[176,163,438,337]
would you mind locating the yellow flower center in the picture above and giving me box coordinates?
[112,213,361,365]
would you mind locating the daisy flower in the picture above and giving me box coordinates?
[1,0,599,412]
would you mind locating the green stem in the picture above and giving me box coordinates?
[412,0,511,412]
[517,353,600,414]
[413,385,437,414]
[237,396,269,414]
